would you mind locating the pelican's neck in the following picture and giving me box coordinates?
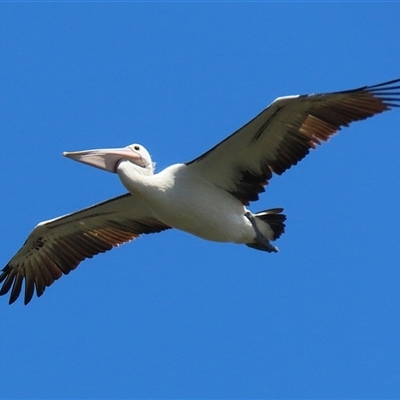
[116,160,153,193]
[117,161,183,199]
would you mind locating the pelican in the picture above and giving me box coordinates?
[1,78,400,305]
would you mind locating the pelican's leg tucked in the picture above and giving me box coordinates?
[244,211,279,253]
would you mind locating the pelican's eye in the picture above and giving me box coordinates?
[134,145,140,151]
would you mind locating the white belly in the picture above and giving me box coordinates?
[118,163,256,243]
[154,184,250,243]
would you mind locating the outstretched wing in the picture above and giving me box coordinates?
[0,194,170,305]
[186,78,400,205]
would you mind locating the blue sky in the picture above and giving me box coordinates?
[1,3,400,398]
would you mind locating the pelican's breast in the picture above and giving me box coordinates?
[120,163,252,242]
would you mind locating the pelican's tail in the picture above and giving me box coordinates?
[253,208,286,240]
[245,208,286,253]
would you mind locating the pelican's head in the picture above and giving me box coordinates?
[63,143,155,175]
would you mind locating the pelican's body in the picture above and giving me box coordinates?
[2,78,400,305]
[118,162,262,244]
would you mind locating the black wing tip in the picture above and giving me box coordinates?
[365,78,400,109]
[0,265,18,305]
[365,77,400,90]
[333,77,400,93]
[306,77,400,107]
[0,265,12,292]
[335,78,400,108]
[0,264,36,305]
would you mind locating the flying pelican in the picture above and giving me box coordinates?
[1,78,400,305]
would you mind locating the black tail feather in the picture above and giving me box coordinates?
[253,208,286,240]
